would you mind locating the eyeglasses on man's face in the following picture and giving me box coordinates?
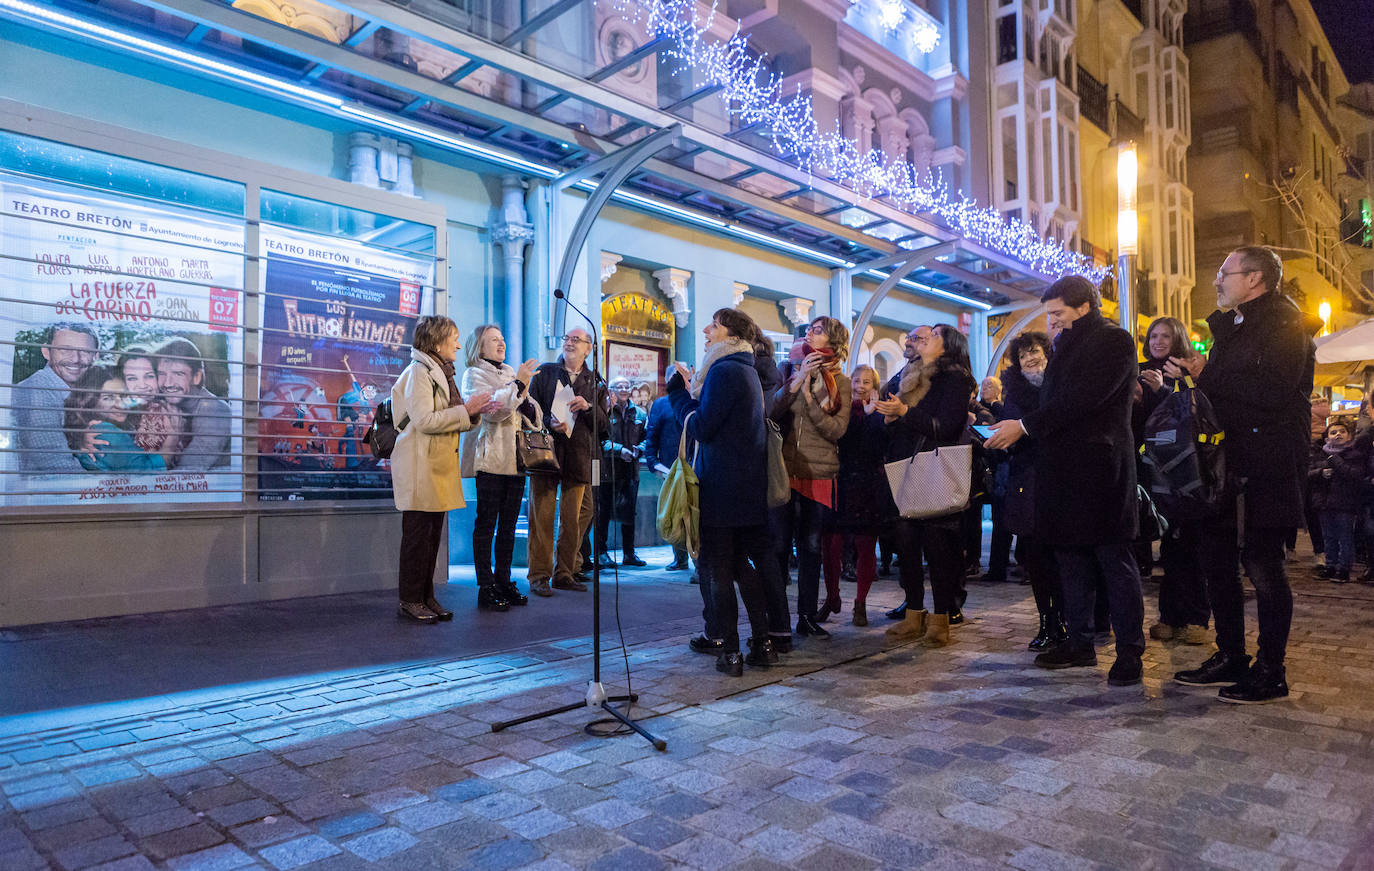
[1216,268,1258,282]
[562,334,591,345]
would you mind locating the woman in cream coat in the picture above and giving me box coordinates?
[461,324,539,611]
[392,315,493,623]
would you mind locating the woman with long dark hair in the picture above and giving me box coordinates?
[875,323,978,647]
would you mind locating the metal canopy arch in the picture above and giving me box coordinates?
[842,239,1054,375]
[985,302,1046,379]
[550,124,684,341]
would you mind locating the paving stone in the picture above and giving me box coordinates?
[574,798,650,829]
[231,815,311,848]
[257,835,342,870]
[138,824,226,862]
[340,827,418,862]
[163,843,256,871]
[51,834,137,870]
[393,800,463,832]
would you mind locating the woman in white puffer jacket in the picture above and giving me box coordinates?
[461,324,539,611]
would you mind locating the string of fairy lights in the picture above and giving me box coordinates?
[617,0,1107,281]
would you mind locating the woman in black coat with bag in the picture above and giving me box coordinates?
[874,324,978,647]
[669,308,785,676]
[996,331,1064,649]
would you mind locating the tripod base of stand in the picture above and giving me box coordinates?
[490,682,667,752]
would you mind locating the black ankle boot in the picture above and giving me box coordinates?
[796,615,831,639]
[1028,613,1054,651]
[496,581,528,606]
[745,637,778,667]
[885,600,908,620]
[476,586,510,612]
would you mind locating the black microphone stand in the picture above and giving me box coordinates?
[491,288,665,751]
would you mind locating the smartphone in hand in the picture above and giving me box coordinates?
[971,424,997,440]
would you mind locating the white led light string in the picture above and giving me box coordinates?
[618,0,1107,281]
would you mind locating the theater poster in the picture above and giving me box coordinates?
[0,171,245,507]
[256,226,431,501]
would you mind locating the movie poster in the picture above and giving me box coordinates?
[256,226,431,501]
[0,172,246,506]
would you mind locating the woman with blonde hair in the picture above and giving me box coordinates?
[461,324,539,611]
[772,315,851,639]
[392,315,495,623]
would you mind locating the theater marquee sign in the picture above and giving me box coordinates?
[601,291,674,394]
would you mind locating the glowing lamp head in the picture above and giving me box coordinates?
[1117,142,1139,256]
[1319,300,1332,323]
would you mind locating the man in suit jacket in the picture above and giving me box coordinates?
[987,275,1145,686]
[14,323,99,473]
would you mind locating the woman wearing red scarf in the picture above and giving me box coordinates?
[771,316,852,639]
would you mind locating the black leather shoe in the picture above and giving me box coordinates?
[1217,662,1289,704]
[1107,656,1143,686]
[1174,650,1251,686]
[948,609,964,626]
[398,601,438,623]
[572,571,592,585]
[885,600,908,620]
[815,600,841,624]
[476,587,510,612]
[621,554,647,567]
[666,560,690,571]
[496,581,528,606]
[553,576,588,592]
[745,637,778,667]
[716,652,744,676]
[425,597,454,621]
[596,553,618,569]
[689,635,725,655]
[1034,642,1097,670]
[770,634,793,654]
[796,616,831,639]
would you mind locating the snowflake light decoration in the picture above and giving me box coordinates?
[614,0,1106,281]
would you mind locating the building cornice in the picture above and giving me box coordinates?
[837,22,940,104]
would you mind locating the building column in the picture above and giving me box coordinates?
[652,267,693,327]
[490,175,534,361]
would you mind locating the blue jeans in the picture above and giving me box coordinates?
[1320,510,1357,572]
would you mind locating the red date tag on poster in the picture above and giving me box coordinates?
[399,282,420,317]
[208,287,239,331]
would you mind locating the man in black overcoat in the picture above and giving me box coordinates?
[987,276,1146,686]
[1170,246,1318,704]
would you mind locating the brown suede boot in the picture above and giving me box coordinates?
[919,613,951,647]
[884,608,928,641]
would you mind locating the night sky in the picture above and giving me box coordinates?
[1310,0,1374,85]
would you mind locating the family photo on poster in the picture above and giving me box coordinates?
[0,173,245,506]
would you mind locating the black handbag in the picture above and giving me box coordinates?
[516,413,560,476]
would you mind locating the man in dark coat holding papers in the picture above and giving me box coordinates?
[986,275,1145,687]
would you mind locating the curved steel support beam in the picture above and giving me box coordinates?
[846,240,958,374]
[985,303,1047,379]
[552,124,683,339]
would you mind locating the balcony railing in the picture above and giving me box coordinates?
[1078,66,1109,132]
[1112,99,1144,141]
[1185,0,1265,65]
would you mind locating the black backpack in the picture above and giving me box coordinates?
[1140,377,1226,521]
[363,398,406,460]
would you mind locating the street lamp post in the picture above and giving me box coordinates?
[1117,141,1138,334]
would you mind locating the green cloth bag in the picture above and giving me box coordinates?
[656,411,700,559]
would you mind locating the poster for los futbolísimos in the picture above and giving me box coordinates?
[257,228,428,501]
[0,171,245,506]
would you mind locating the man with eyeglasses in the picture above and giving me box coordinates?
[15,321,99,473]
[1169,246,1319,704]
[526,328,609,596]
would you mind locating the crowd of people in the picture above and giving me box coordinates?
[387,244,1319,705]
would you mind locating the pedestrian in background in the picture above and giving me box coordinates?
[1309,418,1366,583]
[460,324,538,612]
[392,315,494,623]
[645,365,690,572]
[596,377,648,568]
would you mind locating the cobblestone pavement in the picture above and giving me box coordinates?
[2,552,1373,871]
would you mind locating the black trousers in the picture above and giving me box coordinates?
[987,496,1013,578]
[773,492,825,618]
[596,466,639,557]
[893,517,962,614]
[399,510,446,604]
[1019,535,1060,619]
[700,524,775,651]
[1054,541,1146,659]
[1201,523,1292,670]
[472,472,526,588]
[961,503,984,568]
[1157,522,1210,628]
